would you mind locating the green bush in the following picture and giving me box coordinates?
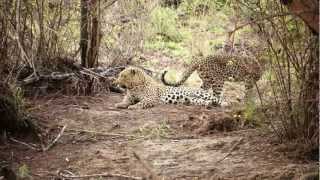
[242,98,264,127]
[179,0,227,16]
[149,7,182,42]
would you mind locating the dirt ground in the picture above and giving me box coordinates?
[0,51,318,180]
[0,91,318,180]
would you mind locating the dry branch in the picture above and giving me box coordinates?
[42,125,67,152]
[18,66,127,85]
[102,0,119,9]
[228,11,314,37]
[133,151,159,180]
[18,65,154,86]
[9,137,40,151]
[215,138,244,164]
[67,128,136,138]
[58,170,143,180]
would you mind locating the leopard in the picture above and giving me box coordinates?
[161,54,265,98]
[114,66,221,109]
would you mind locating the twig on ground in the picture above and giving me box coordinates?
[67,128,136,138]
[133,151,159,180]
[42,125,67,152]
[9,137,39,151]
[58,170,143,180]
[60,169,76,176]
[164,135,198,140]
[215,138,244,164]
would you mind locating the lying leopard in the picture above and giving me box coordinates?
[161,54,265,98]
[114,66,221,109]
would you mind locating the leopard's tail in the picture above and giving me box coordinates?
[161,66,196,87]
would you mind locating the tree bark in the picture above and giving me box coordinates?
[80,0,101,68]
[87,0,101,68]
[80,0,89,67]
[280,0,319,34]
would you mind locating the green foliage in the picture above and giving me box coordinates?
[18,164,32,179]
[144,39,189,57]
[12,86,25,111]
[179,0,227,16]
[144,1,233,60]
[149,7,183,42]
[243,99,255,122]
[243,99,263,127]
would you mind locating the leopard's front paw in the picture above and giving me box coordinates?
[115,103,129,109]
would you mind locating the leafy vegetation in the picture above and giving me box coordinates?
[149,7,183,42]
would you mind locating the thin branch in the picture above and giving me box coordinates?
[13,0,38,77]
[9,137,40,151]
[67,128,136,138]
[18,66,126,85]
[102,0,119,10]
[58,170,143,180]
[215,138,244,164]
[228,10,314,37]
[81,67,109,79]
[42,125,67,152]
[133,151,159,180]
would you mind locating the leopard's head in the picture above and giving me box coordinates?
[114,67,149,89]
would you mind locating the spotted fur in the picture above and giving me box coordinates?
[114,67,220,109]
[161,54,264,97]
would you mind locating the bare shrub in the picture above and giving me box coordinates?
[233,0,319,149]
[0,0,156,96]
[100,0,156,67]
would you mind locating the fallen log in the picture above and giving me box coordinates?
[18,66,123,85]
[18,65,153,86]
[17,65,154,95]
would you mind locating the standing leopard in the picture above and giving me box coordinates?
[114,66,221,109]
[161,54,265,98]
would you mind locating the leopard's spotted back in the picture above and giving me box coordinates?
[161,54,264,97]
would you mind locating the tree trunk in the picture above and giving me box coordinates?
[80,0,101,68]
[80,0,89,67]
[280,0,319,34]
[87,0,101,68]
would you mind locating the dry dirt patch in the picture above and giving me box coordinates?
[0,93,317,180]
